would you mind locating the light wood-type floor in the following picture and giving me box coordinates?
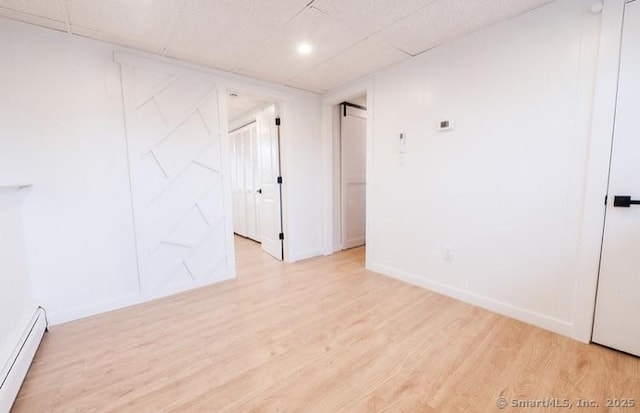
[13,236,640,412]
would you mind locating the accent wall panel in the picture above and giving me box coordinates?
[118,56,234,294]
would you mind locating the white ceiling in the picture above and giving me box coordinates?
[0,0,554,93]
[227,92,270,123]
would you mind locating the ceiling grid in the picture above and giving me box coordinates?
[0,0,554,93]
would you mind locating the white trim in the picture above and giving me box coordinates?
[370,263,573,337]
[217,85,239,278]
[0,307,47,412]
[571,0,626,343]
[113,51,312,99]
[289,249,325,263]
[117,62,144,294]
[47,274,233,326]
[277,101,293,263]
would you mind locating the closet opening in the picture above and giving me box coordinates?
[227,92,283,261]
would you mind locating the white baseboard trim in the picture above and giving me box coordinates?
[289,249,324,263]
[369,262,573,337]
[48,274,234,326]
[0,307,47,413]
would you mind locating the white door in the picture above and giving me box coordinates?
[230,128,241,235]
[244,126,259,241]
[251,125,262,240]
[230,123,261,242]
[341,104,367,249]
[592,0,640,357]
[230,128,247,237]
[257,105,283,260]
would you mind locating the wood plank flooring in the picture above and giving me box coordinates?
[12,236,640,412]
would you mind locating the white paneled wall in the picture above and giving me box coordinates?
[118,55,234,294]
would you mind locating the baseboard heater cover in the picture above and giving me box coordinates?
[0,307,47,413]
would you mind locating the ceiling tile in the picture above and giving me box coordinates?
[288,37,409,93]
[165,0,309,73]
[312,0,435,37]
[235,7,365,85]
[0,9,66,32]
[377,0,554,56]
[0,0,67,31]
[65,0,185,53]
[0,0,558,93]
[0,0,66,21]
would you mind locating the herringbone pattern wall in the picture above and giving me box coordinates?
[121,64,231,293]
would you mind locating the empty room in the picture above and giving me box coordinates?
[1,0,639,411]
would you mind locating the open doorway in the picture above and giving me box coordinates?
[334,94,367,251]
[227,91,284,261]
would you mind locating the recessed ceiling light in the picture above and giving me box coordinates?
[297,42,313,55]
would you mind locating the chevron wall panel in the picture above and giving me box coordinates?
[120,63,232,294]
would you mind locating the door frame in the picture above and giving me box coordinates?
[571,0,628,343]
[224,89,286,260]
[321,81,373,263]
[340,102,368,250]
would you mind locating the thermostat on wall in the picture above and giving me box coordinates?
[438,120,454,131]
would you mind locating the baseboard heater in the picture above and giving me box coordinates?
[0,307,47,413]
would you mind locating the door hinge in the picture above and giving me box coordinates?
[275,117,281,126]
[277,176,283,184]
[604,195,608,206]
[279,232,284,240]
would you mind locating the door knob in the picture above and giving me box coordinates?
[257,189,262,194]
[613,195,640,207]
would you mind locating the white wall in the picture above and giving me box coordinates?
[364,0,605,337]
[0,187,37,374]
[0,17,323,324]
[0,19,140,325]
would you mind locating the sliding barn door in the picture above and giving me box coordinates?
[341,105,367,249]
[118,57,234,294]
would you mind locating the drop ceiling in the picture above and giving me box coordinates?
[0,0,554,93]
[227,92,271,123]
